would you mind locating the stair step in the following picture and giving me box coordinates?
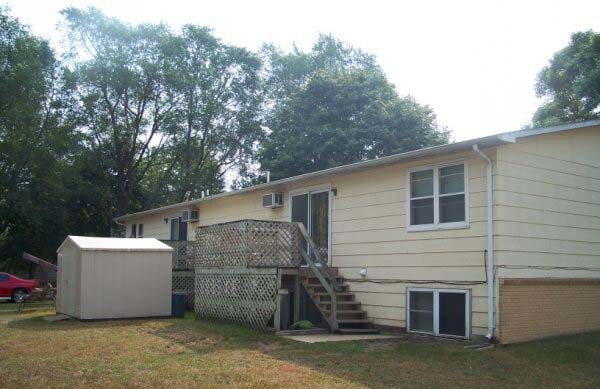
[337,328,380,334]
[306,285,349,293]
[319,302,361,310]
[322,309,367,320]
[323,309,367,315]
[316,293,355,302]
[305,280,345,288]
[336,319,372,324]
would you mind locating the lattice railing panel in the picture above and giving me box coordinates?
[162,240,196,270]
[195,220,302,268]
[194,269,278,329]
[173,270,194,308]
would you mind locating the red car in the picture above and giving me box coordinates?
[0,272,39,302]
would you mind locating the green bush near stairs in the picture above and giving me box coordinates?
[290,320,314,330]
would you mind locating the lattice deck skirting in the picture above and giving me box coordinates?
[173,270,195,309]
[194,267,278,329]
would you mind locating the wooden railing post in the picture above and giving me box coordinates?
[331,291,338,331]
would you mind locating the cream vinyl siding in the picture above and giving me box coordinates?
[197,189,289,226]
[125,209,200,240]
[327,152,490,335]
[495,125,600,279]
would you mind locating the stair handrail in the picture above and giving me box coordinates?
[296,222,340,330]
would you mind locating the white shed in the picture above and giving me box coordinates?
[56,236,173,320]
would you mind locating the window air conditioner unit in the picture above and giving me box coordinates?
[181,209,199,222]
[262,193,283,208]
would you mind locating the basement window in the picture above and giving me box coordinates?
[407,161,468,231]
[406,288,470,338]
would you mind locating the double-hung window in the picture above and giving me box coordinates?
[408,162,468,231]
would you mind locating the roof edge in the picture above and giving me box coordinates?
[114,119,600,222]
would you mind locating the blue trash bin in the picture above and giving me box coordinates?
[171,292,186,318]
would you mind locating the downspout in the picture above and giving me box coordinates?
[472,144,494,341]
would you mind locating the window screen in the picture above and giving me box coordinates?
[178,219,188,241]
[439,165,465,223]
[170,219,179,240]
[439,292,467,337]
[262,194,272,207]
[408,291,434,333]
[410,170,434,225]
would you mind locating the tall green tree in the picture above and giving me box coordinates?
[144,25,263,206]
[260,35,448,180]
[62,7,178,218]
[532,31,600,127]
[0,8,79,267]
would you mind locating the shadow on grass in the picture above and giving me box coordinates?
[150,315,600,388]
[4,310,174,332]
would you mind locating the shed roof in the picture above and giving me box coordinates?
[57,236,173,253]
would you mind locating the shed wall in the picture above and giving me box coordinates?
[78,250,172,319]
[56,241,81,318]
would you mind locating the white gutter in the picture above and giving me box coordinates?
[472,144,495,340]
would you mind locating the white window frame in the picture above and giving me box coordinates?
[137,223,144,238]
[406,160,469,232]
[406,287,471,339]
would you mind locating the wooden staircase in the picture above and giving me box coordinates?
[295,223,378,334]
[301,269,379,334]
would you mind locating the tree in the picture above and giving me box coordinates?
[62,7,178,218]
[260,35,448,180]
[532,31,600,127]
[143,25,263,206]
[0,7,80,267]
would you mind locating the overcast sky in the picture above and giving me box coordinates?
[4,0,600,141]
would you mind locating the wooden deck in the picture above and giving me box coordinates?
[165,220,378,334]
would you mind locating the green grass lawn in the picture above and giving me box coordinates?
[0,306,598,388]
